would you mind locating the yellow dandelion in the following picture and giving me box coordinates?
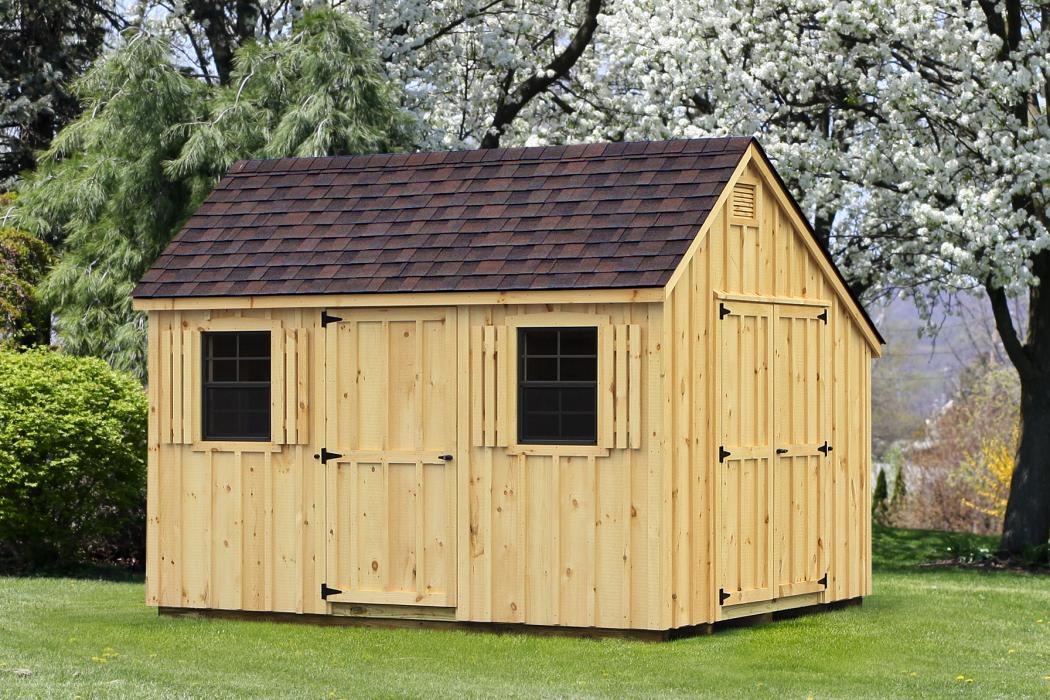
[909,672,918,677]
[956,675,965,680]
[1008,649,1017,654]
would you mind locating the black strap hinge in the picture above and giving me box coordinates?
[817,308,828,324]
[818,572,828,588]
[719,446,731,463]
[817,441,832,456]
[320,583,342,600]
[321,310,343,327]
[719,302,731,320]
[719,588,731,605]
[314,447,343,464]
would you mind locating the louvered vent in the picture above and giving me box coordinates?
[732,182,757,219]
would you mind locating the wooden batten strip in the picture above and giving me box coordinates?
[270,325,286,445]
[470,326,484,446]
[598,326,615,448]
[295,328,310,444]
[170,326,183,444]
[159,326,173,443]
[284,328,297,445]
[495,326,509,447]
[483,326,496,446]
[614,326,628,449]
[181,329,193,444]
[627,325,642,449]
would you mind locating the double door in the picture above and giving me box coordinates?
[322,308,458,607]
[716,300,831,608]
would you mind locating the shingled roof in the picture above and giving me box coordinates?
[132,137,754,298]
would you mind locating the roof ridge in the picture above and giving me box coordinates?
[229,136,754,177]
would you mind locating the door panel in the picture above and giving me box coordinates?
[773,304,830,597]
[324,309,457,607]
[716,301,775,606]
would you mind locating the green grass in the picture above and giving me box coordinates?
[1,528,1048,699]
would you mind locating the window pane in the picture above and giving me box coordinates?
[522,412,558,441]
[239,359,270,383]
[242,411,271,439]
[559,328,596,356]
[202,331,271,441]
[560,357,596,382]
[521,386,559,412]
[524,329,557,355]
[209,359,238,382]
[561,412,597,440]
[238,332,270,358]
[560,387,596,412]
[209,334,238,358]
[207,387,239,412]
[525,357,558,382]
[518,327,598,444]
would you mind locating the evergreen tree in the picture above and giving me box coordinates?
[0,0,116,187]
[873,468,889,525]
[16,9,412,380]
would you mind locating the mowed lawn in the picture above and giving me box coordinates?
[1,529,1048,699]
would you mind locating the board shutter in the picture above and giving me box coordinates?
[159,325,193,445]
[471,325,509,447]
[599,324,643,449]
[274,327,310,445]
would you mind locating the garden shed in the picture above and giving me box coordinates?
[132,136,882,635]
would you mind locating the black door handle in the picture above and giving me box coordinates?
[776,448,788,455]
[438,454,454,462]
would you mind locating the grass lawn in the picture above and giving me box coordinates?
[1,528,1048,698]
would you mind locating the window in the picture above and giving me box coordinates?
[518,327,597,444]
[202,331,271,441]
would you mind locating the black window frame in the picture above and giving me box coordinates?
[517,326,598,445]
[201,331,272,442]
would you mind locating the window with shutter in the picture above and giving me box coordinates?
[157,318,309,446]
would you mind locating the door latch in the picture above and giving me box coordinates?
[438,454,454,462]
[776,448,788,455]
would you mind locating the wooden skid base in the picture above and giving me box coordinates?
[158,598,863,642]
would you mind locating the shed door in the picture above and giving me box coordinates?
[716,301,775,606]
[323,308,458,607]
[773,304,830,598]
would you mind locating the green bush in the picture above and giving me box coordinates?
[0,348,147,570]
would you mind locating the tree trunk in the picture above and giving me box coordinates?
[999,371,1050,557]
[990,251,1050,559]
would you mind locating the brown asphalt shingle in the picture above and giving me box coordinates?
[133,137,753,299]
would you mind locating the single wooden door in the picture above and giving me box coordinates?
[715,300,775,607]
[323,308,458,607]
[773,303,831,598]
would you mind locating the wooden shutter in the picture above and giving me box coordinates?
[158,325,194,445]
[157,322,309,445]
[599,324,643,450]
[273,327,310,445]
[471,325,509,447]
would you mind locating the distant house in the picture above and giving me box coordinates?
[133,137,882,637]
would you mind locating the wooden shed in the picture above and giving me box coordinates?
[132,137,882,635]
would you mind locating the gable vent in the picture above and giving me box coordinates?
[732,182,757,220]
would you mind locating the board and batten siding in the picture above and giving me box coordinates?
[663,159,874,629]
[457,302,668,630]
[144,301,673,629]
[145,307,327,615]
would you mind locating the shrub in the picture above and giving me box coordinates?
[0,348,147,570]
